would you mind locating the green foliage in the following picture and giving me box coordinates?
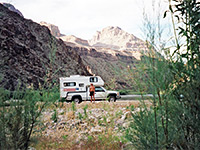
[118,89,129,95]
[126,0,200,149]
[98,119,104,126]
[0,90,38,149]
[126,108,159,149]
[103,115,109,127]
[0,28,60,149]
[83,104,88,118]
[0,86,59,150]
[87,135,93,141]
[78,112,83,120]
[62,135,68,140]
[71,101,76,112]
[115,110,123,118]
[130,105,135,111]
[51,109,58,122]
[167,0,200,149]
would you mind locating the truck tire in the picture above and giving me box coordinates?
[108,96,116,102]
[73,97,82,103]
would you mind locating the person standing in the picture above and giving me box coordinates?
[89,83,95,102]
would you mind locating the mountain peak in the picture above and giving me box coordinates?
[40,21,62,37]
[103,26,122,31]
[89,26,148,56]
[1,3,23,17]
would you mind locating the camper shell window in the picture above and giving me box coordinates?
[64,82,76,87]
[90,77,98,82]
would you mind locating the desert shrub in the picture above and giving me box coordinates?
[83,104,88,118]
[51,109,58,122]
[126,0,200,149]
[71,101,76,112]
[0,86,59,150]
[126,107,161,149]
[119,89,129,95]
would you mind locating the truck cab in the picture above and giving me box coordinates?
[93,86,120,101]
[60,75,120,103]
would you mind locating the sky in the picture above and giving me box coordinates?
[1,0,169,40]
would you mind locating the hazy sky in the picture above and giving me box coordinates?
[1,0,169,40]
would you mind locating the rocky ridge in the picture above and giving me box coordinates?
[1,3,23,17]
[0,4,90,90]
[40,21,63,37]
[41,22,148,89]
[60,35,90,47]
[89,26,148,60]
[39,22,148,60]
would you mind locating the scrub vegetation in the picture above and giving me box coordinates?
[0,0,199,149]
[125,0,200,149]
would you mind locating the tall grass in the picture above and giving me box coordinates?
[0,87,59,149]
[125,0,200,149]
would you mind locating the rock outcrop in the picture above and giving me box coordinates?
[40,22,149,89]
[71,47,136,89]
[1,3,23,17]
[0,4,90,90]
[40,21,63,37]
[89,26,147,51]
[89,26,148,60]
[60,35,90,47]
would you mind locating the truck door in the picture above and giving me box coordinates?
[86,86,90,100]
[94,86,107,100]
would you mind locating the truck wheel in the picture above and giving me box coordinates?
[73,97,82,103]
[109,96,116,102]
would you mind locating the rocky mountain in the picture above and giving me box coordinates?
[37,22,149,89]
[39,22,90,47]
[0,4,90,90]
[42,25,147,89]
[73,47,137,89]
[60,35,90,47]
[40,21,63,37]
[0,2,23,17]
[89,26,148,60]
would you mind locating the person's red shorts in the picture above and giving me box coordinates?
[90,91,94,96]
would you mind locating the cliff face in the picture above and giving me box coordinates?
[39,24,144,89]
[70,46,136,89]
[1,3,23,17]
[54,27,146,89]
[89,26,148,60]
[89,26,147,51]
[60,35,90,47]
[39,21,150,89]
[40,21,63,37]
[0,4,90,90]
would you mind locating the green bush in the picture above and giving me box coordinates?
[125,0,200,149]
[119,89,129,95]
[0,87,59,149]
[83,104,88,118]
[51,109,58,122]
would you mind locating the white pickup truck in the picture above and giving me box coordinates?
[60,75,121,103]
